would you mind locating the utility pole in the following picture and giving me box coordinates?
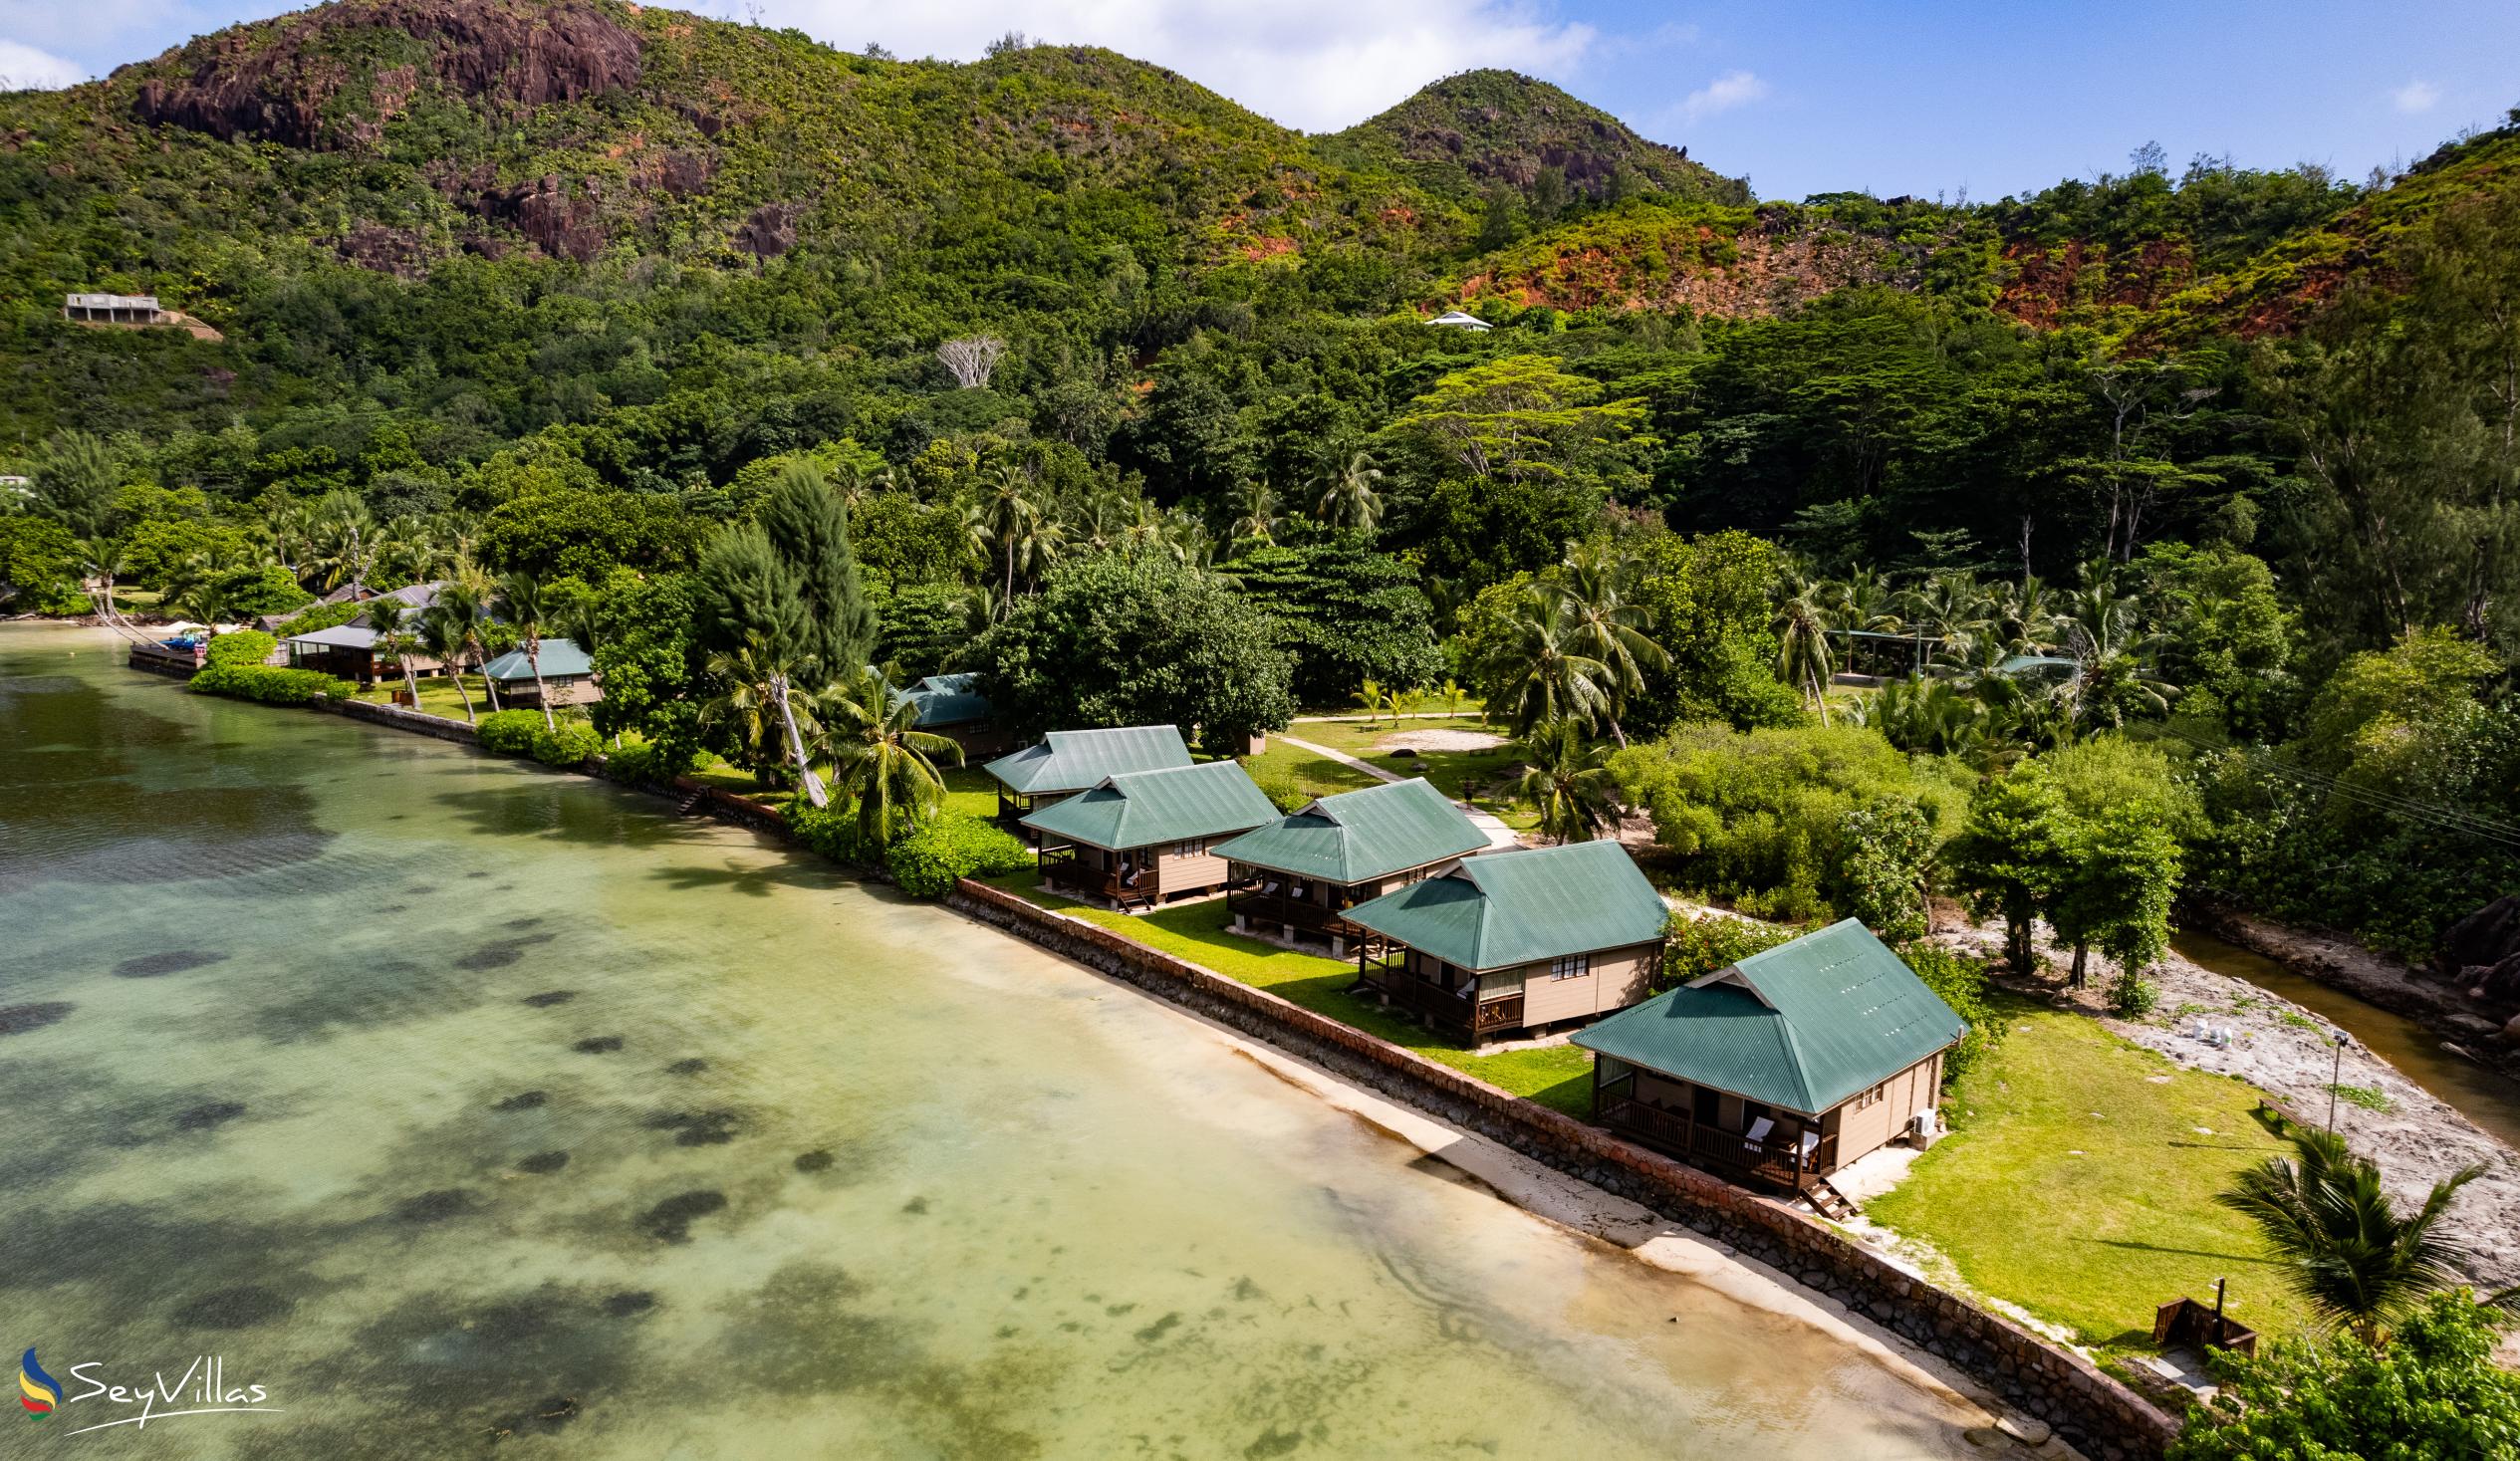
[2326,1030,2353,1131]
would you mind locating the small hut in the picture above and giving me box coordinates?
[1023,761,1278,911]
[481,638,599,708]
[983,725,1193,831]
[1211,778,1488,957]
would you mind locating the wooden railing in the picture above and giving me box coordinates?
[1597,1096,1836,1192]
[1228,887,1347,932]
[1362,965,1525,1043]
[1039,849,1154,910]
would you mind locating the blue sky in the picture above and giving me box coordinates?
[5,0,2514,200]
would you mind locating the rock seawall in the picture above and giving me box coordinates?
[950,877,2179,1461]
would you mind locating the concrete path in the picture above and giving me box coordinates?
[1274,731,1524,850]
[1290,711,1482,724]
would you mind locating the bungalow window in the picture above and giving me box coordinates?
[1854,1082,1889,1110]
[1548,953,1591,981]
[1172,838,1207,857]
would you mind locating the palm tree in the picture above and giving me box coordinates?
[1774,575,1836,723]
[1484,588,1613,740]
[1899,571,1995,671]
[1315,451,1386,533]
[700,643,785,778]
[809,665,966,849]
[311,492,379,597]
[2217,1127,2485,1342]
[1228,478,1280,547]
[1553,548,1668,747]
[1350,677,1390,727]
[493,571,558,731]
[366,598,426,709]
[433,574,500,712]
[977,465,1044,608]
[416,605,479,723]
[1514,720,1622,845]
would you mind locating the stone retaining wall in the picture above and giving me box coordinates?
[317,695,480,745]
[950,876,2180,1461]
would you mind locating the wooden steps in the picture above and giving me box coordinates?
[1803,1177,1859,1222]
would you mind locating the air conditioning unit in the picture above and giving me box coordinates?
[1908,1108,1941,1149]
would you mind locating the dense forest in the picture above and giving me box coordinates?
[2,0,2515,964]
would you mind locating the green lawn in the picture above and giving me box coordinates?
[940,765,999,820]
[1864,993,2316,1351]
[978,868,1596,1114]
[1273,716,1541,833]
[1241,742,1385,804]
[353,673,529,723]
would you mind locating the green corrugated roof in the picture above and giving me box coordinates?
[1341,841,1667,972]
[481,637,594,681]
[1574,919,1966,1115]
[1209,778,1486,884]
[1019,760,1278,851]
[985,725,1192,794]
[897,672,992,728]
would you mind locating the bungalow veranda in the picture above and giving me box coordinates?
[1209,777,1488,958]
[1022,760,1279,911]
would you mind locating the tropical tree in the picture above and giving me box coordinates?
[974,465,1046,609]
[2217,1127,2486,1342]
[693,525,828,806]
[1314,451,1386,533]
[493,571,558,731]
[416,604,479,722]
[433,575,500,712]
[699,641,788,778]
[1515,719,1622,844]
[1483,588,1612,738]
[809,665,966,849]
[311,491,379,596]
[366,598,425,710]
[1555,547,1668,747]
[1228,478,1281,547]
[1774,574,1836,722]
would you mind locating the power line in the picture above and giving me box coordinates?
[2157,724,2520,850]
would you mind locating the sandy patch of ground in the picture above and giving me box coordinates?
[1936,921,2520,1291]
[1379,727,1509,753]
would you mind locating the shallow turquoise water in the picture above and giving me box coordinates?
[0,626,1983,1459]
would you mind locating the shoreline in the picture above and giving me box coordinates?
[95,632,2164,1455]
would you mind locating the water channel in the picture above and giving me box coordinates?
[0,625,1991,1459]
[2171,929,2520,1150]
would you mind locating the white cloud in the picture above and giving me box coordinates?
[0,38,89,90]
[741,0,1597,131]
[2392,79,2440,114]
[1679,68,1767,122]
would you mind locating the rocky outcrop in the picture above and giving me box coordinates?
[2442,895,2520,1003]
[470,174,606,262]
[132,0,638,149]
[731,202,798,261]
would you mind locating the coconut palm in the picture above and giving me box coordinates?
[1228,478,1281,547]
[367,598,426,708]
[416,605,479,723]
[1315,451,1386,533]
[1774,575,1836,723]
[1484,589,1613,739]
[433,575,500,712]
[493,571,558,731]
[976,465,1045,608]
[310,492,379,596]
[808,665,966,850]
[1899,571,1996,670]
[1553,547,1667,747]
[2217,1126,2485,1342]
[1514,719,1622,845]
[700,642,787,779]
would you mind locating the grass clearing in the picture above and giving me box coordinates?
[1241,742,1385,804]
[1864,992,2316,1351]
[976,867,1596,1114]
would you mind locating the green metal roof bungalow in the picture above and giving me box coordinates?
[1022,760,1279,911]
[889,673,1012,758]
[1573,918,1965,1200]
[983,725,1193,828]
[1342,841,1669,1046]
[1210,778,1488,958]
[480,638,599,708]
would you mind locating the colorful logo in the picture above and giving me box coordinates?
[18,1348,62,1417]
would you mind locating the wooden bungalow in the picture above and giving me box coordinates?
[1573,919,1965,1204]
[1210,778,1489,958]
[983,725,1193,831]
[1343,841,1668,1046]
[1023,760,1279,911]
[482,638,600,708]
[284,624,392,683]
[894,673,1013,759]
